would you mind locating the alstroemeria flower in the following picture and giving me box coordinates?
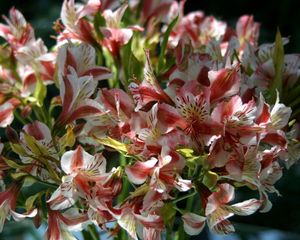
[58,0,97,45]
[126,148,191,193]
[236,15,260,49]
[129,51,173,111]
[210,96,262,152]
[17,121,60,182]
[0,102,15,128]
[15,38,55,81]
[199,16,227,45]
[56,67,105,126]
[169,10,205,48]
[175,83,223,148]
[0,184,37,232]
[0,8,35,50]
[269,93,292,130]
[256,148,283,212]
[47,207,89,240]
[108,204,164,240]
[182,212,206,236]
[101,4,143,57]
[57,43,112,81]
[205,183,261,234]
[48,145,119,210]
[141,0,173,23]
[208,64,240,104]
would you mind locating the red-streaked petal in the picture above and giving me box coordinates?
[61,145,94,174]
[209,66,240,103]
[206,183,235,216]
[0,102,14,128]
[182,212,206,236]
[226,199,261,216]
[125,158,157,185]
[23,121,51,141]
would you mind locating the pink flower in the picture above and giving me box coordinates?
[48,145,119,210]
[205,183,261,234]
[47,207,89,240]
[0,184,37,232]
[236,15,260,49]
[129,51,173,111]
[0,102,15,128]
[182,212,206,236]
[0,8,34,50]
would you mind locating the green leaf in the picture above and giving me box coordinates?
[93,12,105,40]
[3,157,23,169]
[177,148,195,158]
[160,203,176,228]
[22,133,48,156]
[59,126,75,149]
[121,36,143,82]
[157,15,178,73]
[11,172,28,180]
[203,171,218,190]
[93,136,128,153]
[269,29,284,104]
[11,143,27,156]
[33,76,47,107]
[25,192,42,212]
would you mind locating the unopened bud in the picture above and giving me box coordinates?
[5,126,19,144]
[21,105,32,119]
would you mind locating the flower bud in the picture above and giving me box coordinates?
[5,126,19,144]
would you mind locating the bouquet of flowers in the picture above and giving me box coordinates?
[0,0,300,239]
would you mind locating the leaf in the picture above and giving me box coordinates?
[160,203,176,228]
[177,148,195,158]
[23,176,38,187]
[157,15,178,73]
[121,35,143,82]
[93,12,105,40]
[11,143,27,156]
[3,157,23,169]
[25,192,42,212]
[11,172,28,180]
[269,29,284,104]
[93,136,128,153]
[60,126,75,149]
[203,171,218,190]
[22,133,50,157]
[33,76,47,107]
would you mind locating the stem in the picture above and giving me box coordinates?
[176,224,186,240]
[32,105,44,122]
[289,96,300,108]
[172,191,196,204]
[14,110,27,125]
[166,227,173,240]
[117,154,129,204]
[87,225,99,240]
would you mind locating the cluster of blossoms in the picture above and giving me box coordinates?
[0,0,300,239]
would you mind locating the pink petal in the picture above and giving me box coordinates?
[125,158,158,184]
[209,66,240,104]
[182,212,206,236]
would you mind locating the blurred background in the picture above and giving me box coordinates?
[0,0,300,239]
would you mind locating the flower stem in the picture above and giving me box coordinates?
[14,110,27,125]
[173,191,196,204]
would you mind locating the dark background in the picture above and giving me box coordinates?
[1,0,300,239]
